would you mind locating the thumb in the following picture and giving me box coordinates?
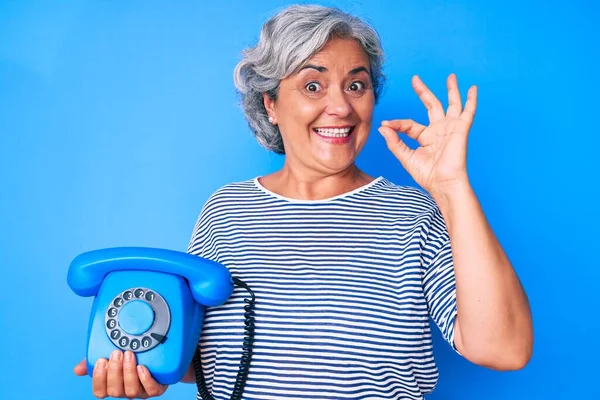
[378,126,413,169]
[73,358,88,376]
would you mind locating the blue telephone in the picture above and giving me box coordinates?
[67,246,255,400]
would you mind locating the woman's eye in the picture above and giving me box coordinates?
[348,81,365,91]
[305,82,322,92]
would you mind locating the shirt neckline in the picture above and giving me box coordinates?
[253,176,384,204]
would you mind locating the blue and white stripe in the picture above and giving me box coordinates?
[187,176,457,400]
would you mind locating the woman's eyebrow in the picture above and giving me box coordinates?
[299,64,327,73]
[349,66,370,76]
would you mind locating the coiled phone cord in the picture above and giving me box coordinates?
[194,277,256,400]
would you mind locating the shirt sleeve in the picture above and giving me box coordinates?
[187,194,215,257]
[186,190,220,259]
[187,211,205,255]
[421,203,459,352]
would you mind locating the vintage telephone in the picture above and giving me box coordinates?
[67,246,255,400]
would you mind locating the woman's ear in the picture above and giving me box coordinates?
[263,93,277,125]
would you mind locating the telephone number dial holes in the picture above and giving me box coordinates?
[104,287,169,353]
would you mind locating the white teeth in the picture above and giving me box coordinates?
[315,127,352,137]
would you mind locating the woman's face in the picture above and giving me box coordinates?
[264,37,375,175]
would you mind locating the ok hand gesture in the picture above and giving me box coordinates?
[378,74,477,198]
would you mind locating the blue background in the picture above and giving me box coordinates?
[1,0,598,399]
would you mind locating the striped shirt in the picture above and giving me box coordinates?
[187,176,458,400]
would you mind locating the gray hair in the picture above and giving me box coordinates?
[233,4,385,154]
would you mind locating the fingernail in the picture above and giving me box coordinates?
[111,350,121,361]
[96,358,107,369]
[124,351,133,362]
[137,365,146,377]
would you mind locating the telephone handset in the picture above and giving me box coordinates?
[67,247,255,400]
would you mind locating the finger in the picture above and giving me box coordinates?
[412,75,445,122]
[446,73,462,118]
[74,358,88,376]
[106,350,125,398]
[378,126,414,170]
[138,365,169,397]
[92,358,108,399]
[381,119,426,141]
[460,85,478,125]
[123,351,142,399]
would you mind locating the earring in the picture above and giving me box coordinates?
[268,116,274,124]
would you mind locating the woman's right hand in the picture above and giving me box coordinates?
[73,350,169,399]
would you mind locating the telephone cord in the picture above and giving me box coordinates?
[194,277,256,400]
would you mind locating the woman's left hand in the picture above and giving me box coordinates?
[378,74,477,198]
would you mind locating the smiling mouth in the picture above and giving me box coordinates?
[313,126,355,138]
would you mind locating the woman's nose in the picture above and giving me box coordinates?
[325,88,353,118]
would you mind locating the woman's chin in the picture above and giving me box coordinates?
[315,154,358,173]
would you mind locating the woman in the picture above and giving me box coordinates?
[75,4,533,399]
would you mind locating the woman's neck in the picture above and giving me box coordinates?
[259,163,375,201]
